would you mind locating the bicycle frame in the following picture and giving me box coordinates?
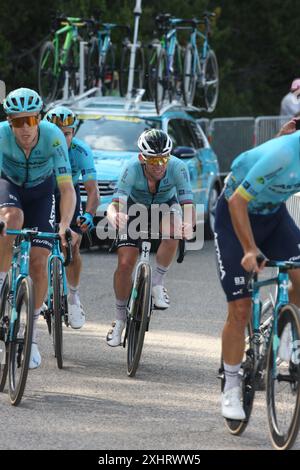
[189,28,209,75]
[95,24,116,65]
[46,239,68,311]
[51,17,84,75]
[251,264,296,379]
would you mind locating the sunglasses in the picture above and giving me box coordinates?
[141,155,170,166]
[49,115,76,127]
[10,115,39,128]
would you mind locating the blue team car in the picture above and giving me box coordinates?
[71,96,221,244]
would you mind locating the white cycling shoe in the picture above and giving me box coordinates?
[106,320,125,347]
[152,285,170,310]
[29,343,41,370]
[68,303,86,329]
[221,386,246,420]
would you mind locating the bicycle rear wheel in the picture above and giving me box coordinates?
[266,303,300,450]
[51,258,64,369]
[8,277,34,406]
[0,272,11,391]
[127,264,151,377]
[86,37,100,89]
[37,41,58,104]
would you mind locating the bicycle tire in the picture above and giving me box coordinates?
[146,47,160,101]
[154,49,168,114]
[119,45,145,97]
[266,303,300,450]
[37,41,58,104]
[8,277,34,406]
[203,49,219,112]
[51,258,64,369]
[66,42,80,97]
[127,263,151,377]
[0,272,11,391]
[221,323,256,435]
[100,44,115,95]
[86,37,100,89]
[183,44,197,106]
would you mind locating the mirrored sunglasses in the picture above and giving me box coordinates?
[10,115,39,128]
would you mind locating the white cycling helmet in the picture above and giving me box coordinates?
[138,129,172,157]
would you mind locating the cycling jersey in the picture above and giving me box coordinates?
[68,137,97,185]
[224,131,300,214]
[0,121,72,188]
[112,156,193,206]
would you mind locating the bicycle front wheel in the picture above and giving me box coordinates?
[51,258,64,369]
[0,272,11,391]
[266,303,300,450]
[127,263,151,377]
[8,277,34,406]
[203,49,219,112]
[37,41,58,104]
[183,44,197,106]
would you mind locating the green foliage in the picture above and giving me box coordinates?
[0,0,299,116]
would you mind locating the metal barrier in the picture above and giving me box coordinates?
[254,115,293,146]
[209,117,255,176]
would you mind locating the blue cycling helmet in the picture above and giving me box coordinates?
[44,106,78,129]
[3,88,43,114]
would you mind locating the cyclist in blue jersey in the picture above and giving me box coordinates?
[105,129,195,347]
[0,88,76,369]
[214,131,300,420]
[45,106,99,329]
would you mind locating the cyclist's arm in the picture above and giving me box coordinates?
[83,180,99,215]
[79,143,100,215]
[174,160,196,231]
[107,163,135,228]
[228,148,293,271]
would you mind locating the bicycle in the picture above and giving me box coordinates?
[86,19,134,97]
[38,15,88,104]
[183,12,219,111]
[149,14,186,114]
[122,232,186,377]
[42,228,72,370]
[219,255,300,450]
[0,225,72,405]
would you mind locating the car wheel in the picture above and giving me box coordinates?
[204,184,219,240]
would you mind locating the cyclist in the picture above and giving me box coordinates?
[214,130,300,420]
[105,129,195,346]
[0,88,76,369]
[45,106,99,329]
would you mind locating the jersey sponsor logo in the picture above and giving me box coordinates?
[180,168,189,182]
[243,180,251,190]
[52,139,61,147]
[264,168,282,180]
[214,232,226,280]
[49,194,56,229]
[121,169,128,183]
[58,167,67,174]
[9,194,18,201]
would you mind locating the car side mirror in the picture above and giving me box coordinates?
[172,146,197,159]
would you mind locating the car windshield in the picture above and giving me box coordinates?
[75,116,160,152]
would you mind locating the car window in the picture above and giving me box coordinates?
[188,121,205,149]
[167,119,185,148]
[168,119,202,149]
[75,117,161,152]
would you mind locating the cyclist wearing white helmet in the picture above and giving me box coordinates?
[45,106,99,329]
[0,88,76,369]
[106,129,195,347]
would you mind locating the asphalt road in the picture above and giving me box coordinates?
[0,240,299,450]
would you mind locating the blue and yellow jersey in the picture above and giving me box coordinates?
[224,131,300,214]
[68,137,97,185]
[0,120,72,187]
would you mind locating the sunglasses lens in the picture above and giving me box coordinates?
[11,116,38,128]
[51,115,75,127]
[148,157,169,165]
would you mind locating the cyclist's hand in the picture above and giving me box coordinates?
[77,212,94,232]
[277,119,297,137]
[108,211,128,230]
[241,250,266,273]
[59,224,79,247]
[0,220,7,237]
[182,222,194,240]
